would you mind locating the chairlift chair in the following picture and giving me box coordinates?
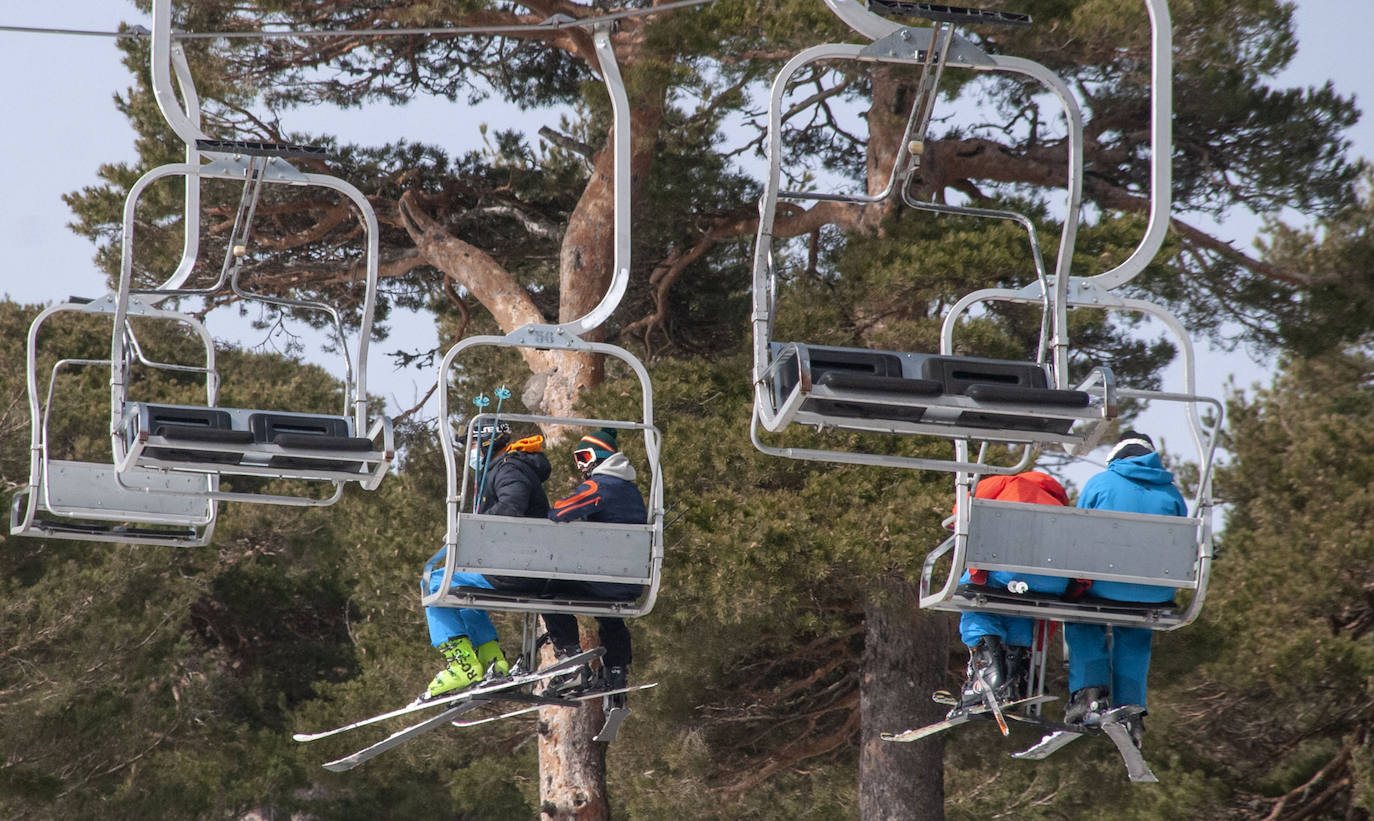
[10,296,217,547]
[420,26,666,622]
[751,0,1119,474]
[420,329,666,620]
[752,0,1220,631]
[920,281,1224,630]
[906,0,1223,630]
[108,0,394,506]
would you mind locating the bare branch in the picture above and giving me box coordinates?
[538,125,595,160]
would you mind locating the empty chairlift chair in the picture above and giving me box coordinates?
[750,1,1119,472]
[11,297,217,547]
[107,0,393,505]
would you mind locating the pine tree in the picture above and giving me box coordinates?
[27,0,1373,817]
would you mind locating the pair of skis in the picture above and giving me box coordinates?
[449,680,658,740]
[881,689,1156,783]
[294,649,644,771]
[1009,705,1155,783]
[880,694,1056,743]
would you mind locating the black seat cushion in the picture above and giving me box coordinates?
[148,423,252,464]
[964,383,1090,408]
[817,371,943,396]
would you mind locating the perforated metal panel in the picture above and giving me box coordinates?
[453,513,655,584]
[965,497,1199,586]
[43,460,214,523]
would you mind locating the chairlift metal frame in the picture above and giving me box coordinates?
[750,0,1113,473]
[107,0,393,506]
[419,26,666,619]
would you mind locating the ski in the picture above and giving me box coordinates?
[1100,708,1157,783]
[449,682,659,728]
[1010,705,1155,782]
[881,694,1055,743]
[322,700,485,772]
[293,648,603,743]
[1011,729,1083,760]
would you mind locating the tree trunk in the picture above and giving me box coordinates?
[537,623,610,821]
[534,69,667,819]
[860,576,949,821]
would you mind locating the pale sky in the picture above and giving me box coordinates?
[1,0,1368,453]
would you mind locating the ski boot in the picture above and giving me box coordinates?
[475,639,510,679]
[425,636,485,700]
[1064,686,1109,726]
[601,665,630,710]
[950,635,1009,716]
[1004,644,1031,702]
[546,642,593,696]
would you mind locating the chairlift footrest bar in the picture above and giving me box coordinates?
[867,0,1032,27]
[767,343,1109,440]
[195,139,329,160]
[925,585,1183,629]
[963,383,1090,408]
[28,519,202,544]
[431,588,646,617]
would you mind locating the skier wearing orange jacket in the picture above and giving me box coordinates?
[951,471,1070,710]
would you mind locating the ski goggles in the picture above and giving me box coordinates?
[573,448,598,471]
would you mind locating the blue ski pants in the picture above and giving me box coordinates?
[958,569,1068,648]
[424,569,499,648]
[1065,622,1152,709]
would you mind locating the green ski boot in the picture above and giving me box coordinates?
[427,636,485,699]
[476,639,510,679]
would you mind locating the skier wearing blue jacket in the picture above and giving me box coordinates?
[1064,430,1188,747]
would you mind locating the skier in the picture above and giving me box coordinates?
[541,428,648,698]
[951,471,1070,712]
[1063,430,1188,746]
[420,422,550,699]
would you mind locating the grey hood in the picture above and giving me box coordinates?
[590,451,637,482]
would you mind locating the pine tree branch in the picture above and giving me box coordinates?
[715,690,861,795]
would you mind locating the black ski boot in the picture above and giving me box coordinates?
[1004,645,1031,702]
[602,665,629,710]
[1064,686,1109,726]
[951,635,1009,715]
[547,643,593,695]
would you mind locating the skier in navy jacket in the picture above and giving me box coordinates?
[543,428,648,693]
[1064,430,1188,745]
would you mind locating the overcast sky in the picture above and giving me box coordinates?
[1,0,1368,464]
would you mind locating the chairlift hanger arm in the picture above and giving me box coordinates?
[752,40,1085,388]
[819,0,1167,295]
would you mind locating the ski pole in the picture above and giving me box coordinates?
[472,386,511,512]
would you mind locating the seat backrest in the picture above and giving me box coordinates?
[966,497,1200,587]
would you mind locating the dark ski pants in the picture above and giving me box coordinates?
[543,612,633,669]
[483,576,641,668]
